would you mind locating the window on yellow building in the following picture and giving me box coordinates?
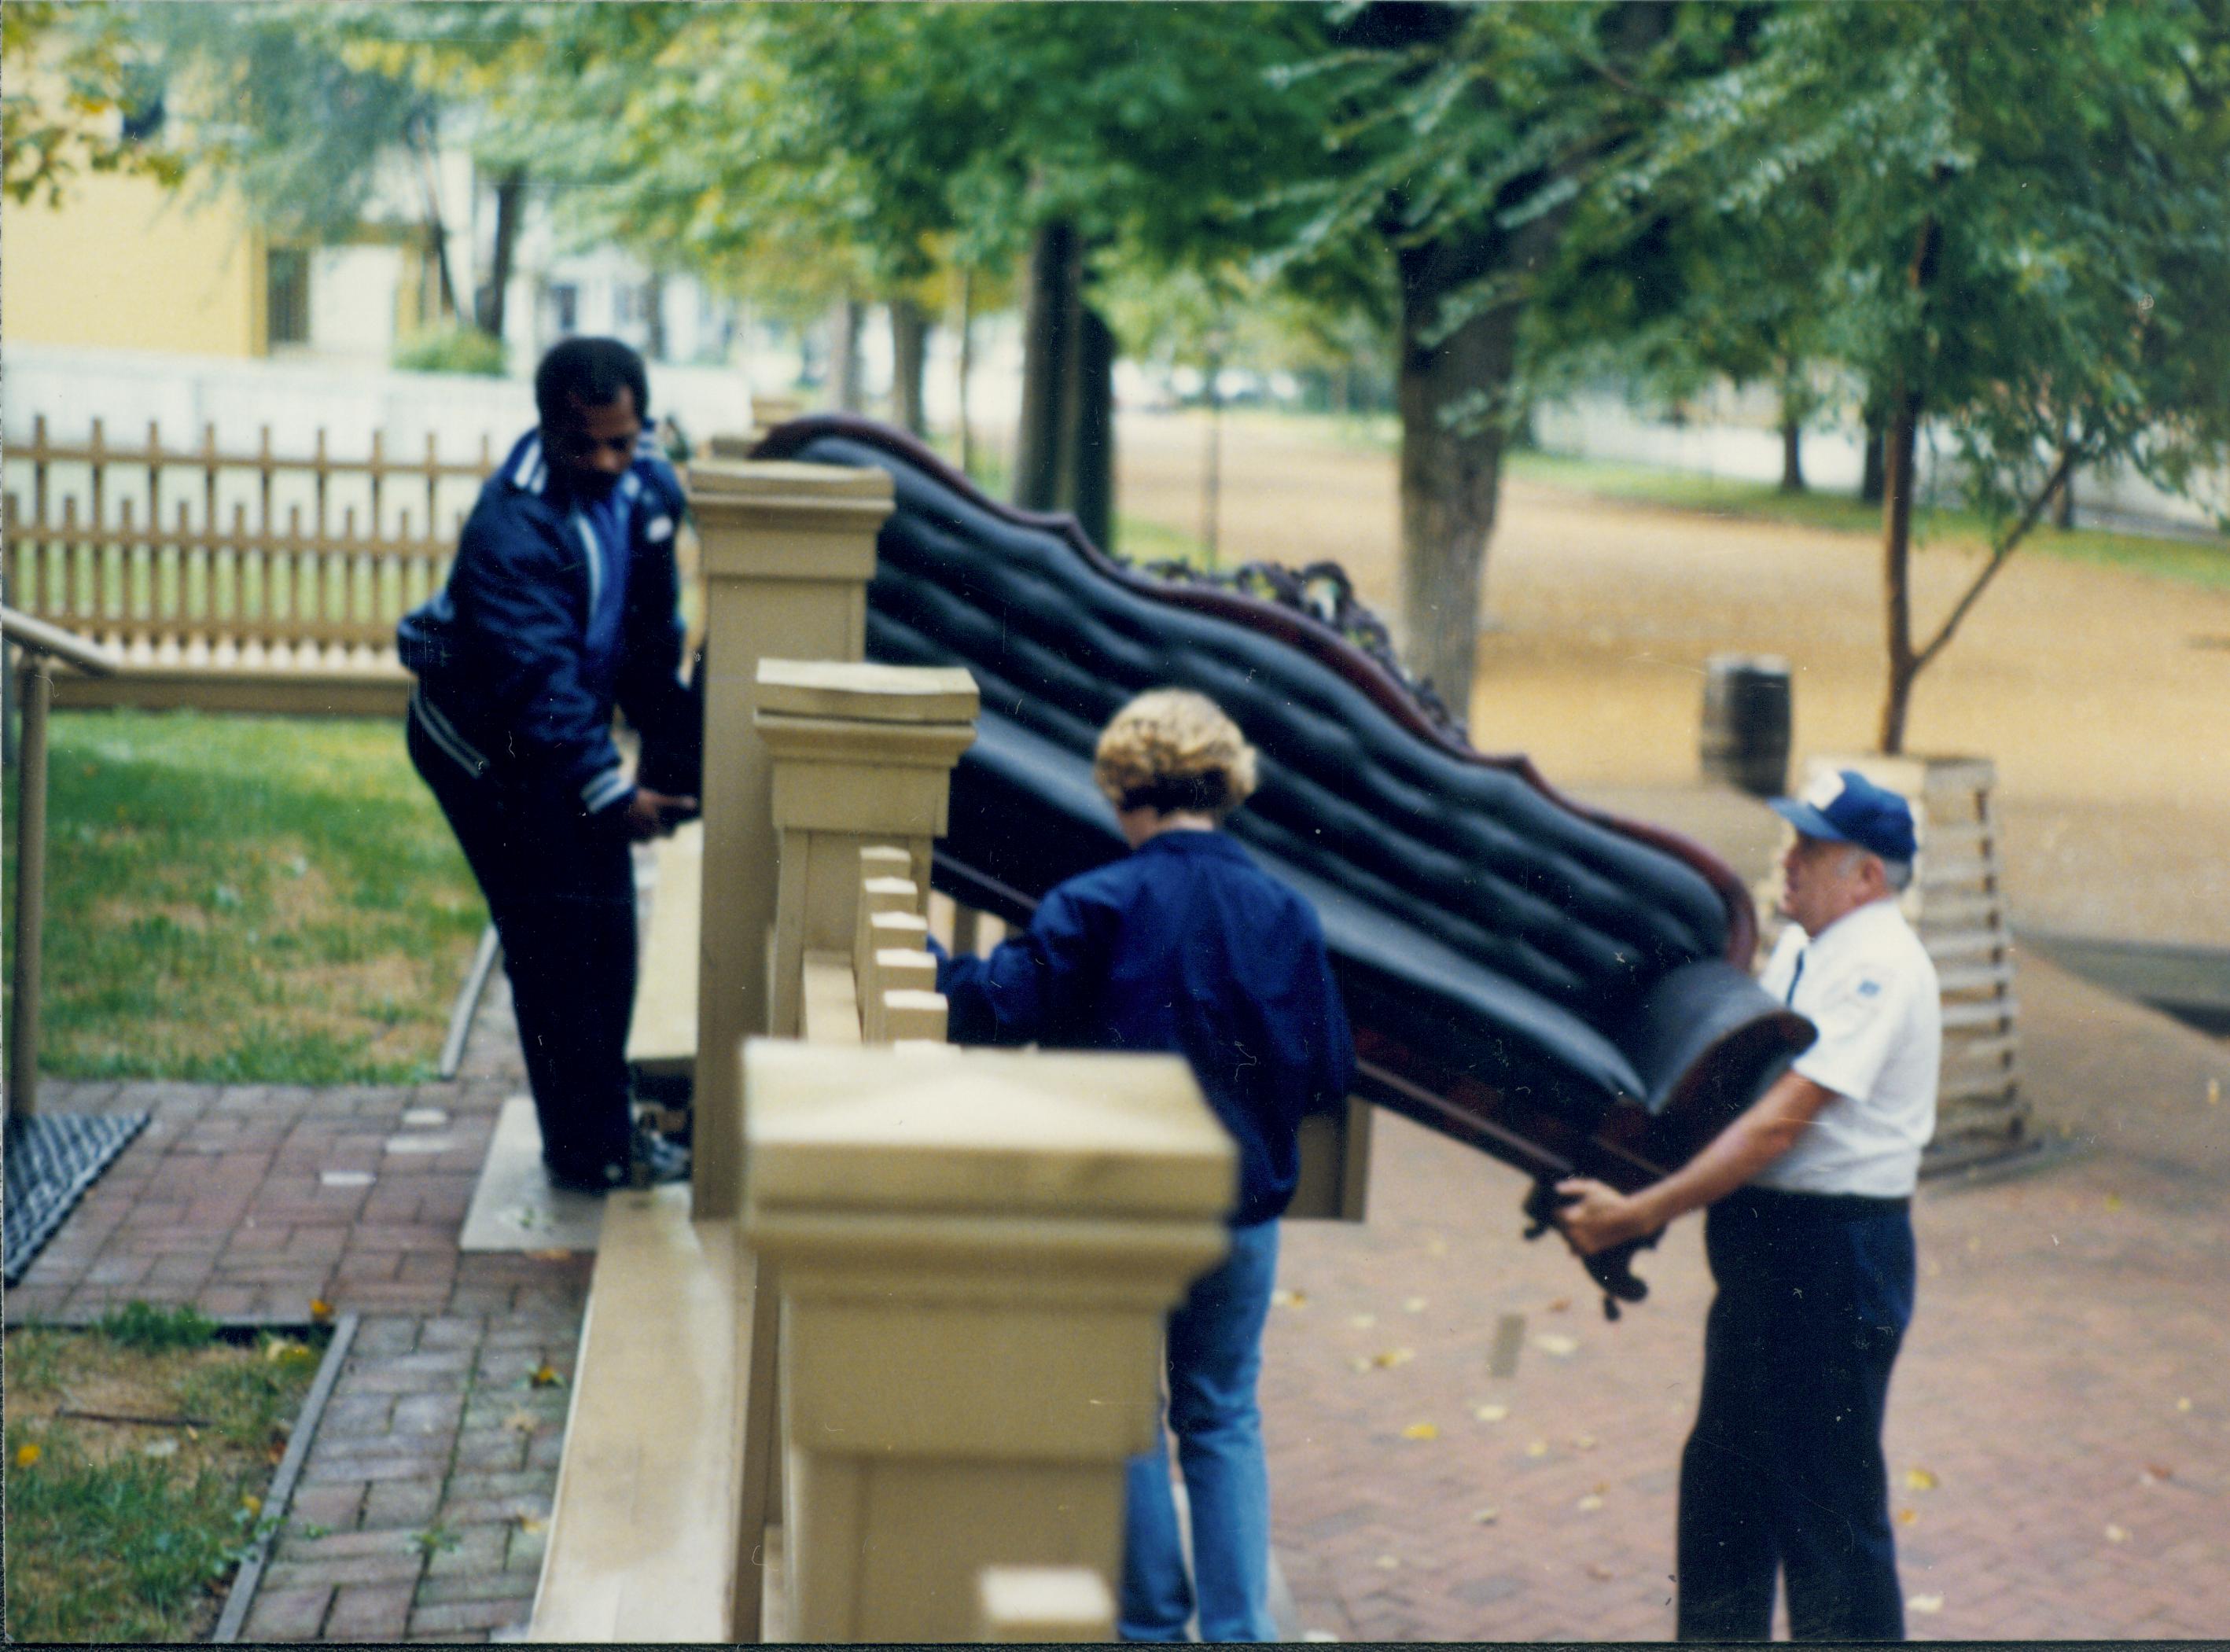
[268,248,309,347]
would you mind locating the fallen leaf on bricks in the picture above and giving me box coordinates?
[1586,1562,1617,1580]
[1472,1507,1500,1525]
[1372,1348,1415,1369]
[2208,1078,2221,1106]
[2105,1194,2124,1212]
[1896,1507,1919,1526]
[1573,1434,1598,1452]
[1533,1333,1579,1358]
[1473,1404,1511,1424]
[1374,1555,1402,1571]
[514,1514,546,1536]
[1904,1467,1938,1491]
[1272,1290,1308,1308]
[1349,1313,1378,1330]
[1577,1494,1604,1512]
[308,1298,335,1325]
[1547,1297,1572,1314]
[1910,1595,1944,1614]
[1489,1312,1527,1378]
[2177,1396,2192,1411]
[505,1409,539,1435]
[1526,1440,1550,1459]
[1404,1297,1429,1314]
[1401,1422,1440,1441]
[2107,1524,2129,1543]
[2141,1464,2173,1485]
[529,1364,566,1389]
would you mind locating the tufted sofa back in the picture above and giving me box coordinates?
[753,419,1778,1128]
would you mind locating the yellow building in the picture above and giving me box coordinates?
[2,170,278,357]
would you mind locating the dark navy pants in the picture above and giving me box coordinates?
[408,715,637,1179]
[1676,1185,1915,1642]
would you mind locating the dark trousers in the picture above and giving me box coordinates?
[1676,1185,1915,1642]
[408,716,638,1178]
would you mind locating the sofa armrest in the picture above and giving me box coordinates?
[1617,958,1816,1134]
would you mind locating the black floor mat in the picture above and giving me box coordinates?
[4,1111,149,1285]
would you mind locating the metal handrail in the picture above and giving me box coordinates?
[4,606,118,1121]
[2,605,123,676]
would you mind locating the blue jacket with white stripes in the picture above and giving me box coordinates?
[398,428,694,819]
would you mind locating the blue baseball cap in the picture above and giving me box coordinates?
[1770,769,1918,863]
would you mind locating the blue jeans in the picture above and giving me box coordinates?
[1120,1217,1280,1642]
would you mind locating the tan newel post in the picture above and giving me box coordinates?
[684,460,891,1223]
[754,660,980,1040]
[742,1039,1236,1643]
[733,660,977,1639]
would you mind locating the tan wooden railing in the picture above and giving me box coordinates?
[530,462,1237,1644]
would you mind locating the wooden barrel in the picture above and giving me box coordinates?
[1700,653,1791,797]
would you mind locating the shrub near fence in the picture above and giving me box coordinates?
[2,416,495,715]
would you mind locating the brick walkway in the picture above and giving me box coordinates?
[6,980,591,1643]
[1263,952,2230,1641]
[8,946,2225,1640]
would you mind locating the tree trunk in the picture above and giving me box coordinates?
[645,270,668,362]
[955,269,975,478]
[1878,389,1923,755]
[2053,468,2077,530]
[830,298,866,413]
[890,297,930,438]
[1201,355,1224,565]
[408,122,458,325]
[1877,215,1941,756]
[1858,399,1888,505]
[476,167,525,342]
[1779,410,1805,494]
[1393,234,1523,721]
[1015,221,1080,511]
[1072,304,1116,553]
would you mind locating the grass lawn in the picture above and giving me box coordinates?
[3,1303,327,1643]
[1256,405,2230,593]
[1,709,484,1085]
[1503,449,2230,591]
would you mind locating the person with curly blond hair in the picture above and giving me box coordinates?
[935,687,1354,1642]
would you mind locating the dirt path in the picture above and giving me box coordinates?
[1118,411,2230,947]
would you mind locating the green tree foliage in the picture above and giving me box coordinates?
[1257,2,1756,719]
[1610,0,2230,751]
[2,2,182,205]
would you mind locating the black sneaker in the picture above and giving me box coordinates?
[544,1155,628,1196]
[629,1126,692,1189]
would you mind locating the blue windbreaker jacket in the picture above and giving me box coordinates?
[936,830,1357,1226]
[398,429,694,817]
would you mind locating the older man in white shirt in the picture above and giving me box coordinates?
[1557,768,1939,1642]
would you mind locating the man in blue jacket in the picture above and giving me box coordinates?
[399,337,699,1192]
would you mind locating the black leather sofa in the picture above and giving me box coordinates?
[752,416,1812,1304]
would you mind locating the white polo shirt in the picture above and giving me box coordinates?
[1753,896,1941,1198]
